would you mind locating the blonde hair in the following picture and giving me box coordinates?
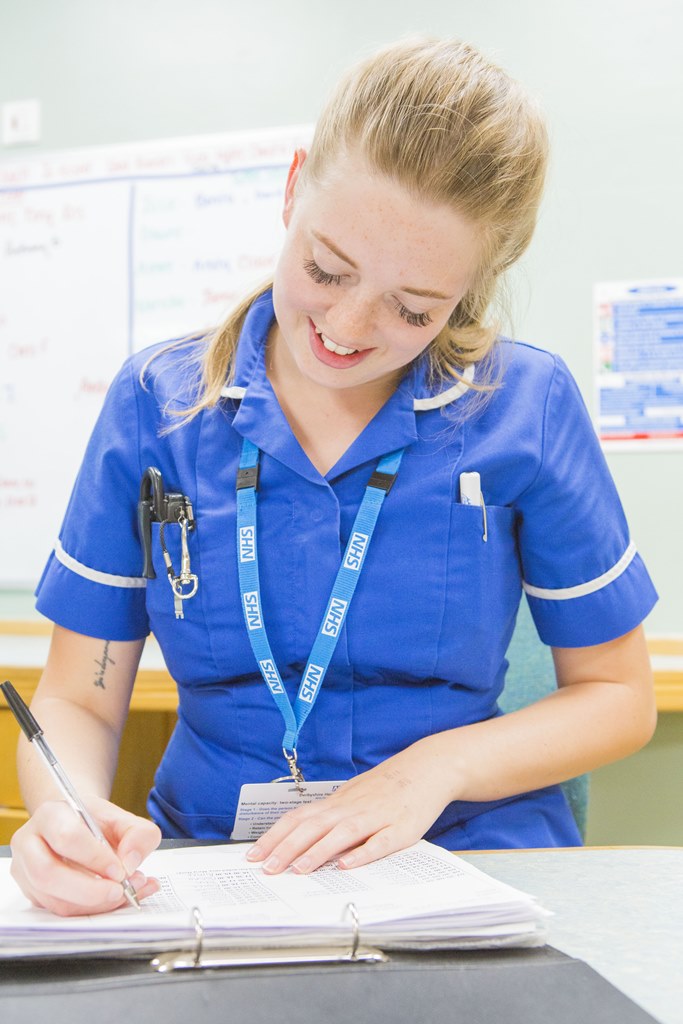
[153,36,548,418]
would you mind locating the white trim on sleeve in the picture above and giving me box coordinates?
[522,540,637,601]
[54,539,147,589]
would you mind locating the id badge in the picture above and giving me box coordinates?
[231,781,344,841]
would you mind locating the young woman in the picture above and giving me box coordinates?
[11,37,656,916]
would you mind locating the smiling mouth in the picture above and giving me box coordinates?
[314,326,358,356]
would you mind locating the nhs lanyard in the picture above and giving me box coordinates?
[236,436,404,781]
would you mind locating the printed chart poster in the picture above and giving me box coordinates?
[595,279,683,450]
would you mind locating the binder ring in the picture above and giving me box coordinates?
[192,906,204,966]
[345,901,360,960]
[151,898,387,970]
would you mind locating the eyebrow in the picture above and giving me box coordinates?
[401,284,454,300]
[313,231,359,269]
[311,230,454,302]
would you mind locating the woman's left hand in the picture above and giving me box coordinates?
[245,738,454,874]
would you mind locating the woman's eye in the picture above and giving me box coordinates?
[393,299,433,328]
[303,259,343,287]
[303,259,432,328]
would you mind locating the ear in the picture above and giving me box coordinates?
[283,148,307,227]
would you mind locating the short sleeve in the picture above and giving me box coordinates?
[517,356,657,647]
[35,358,150,641]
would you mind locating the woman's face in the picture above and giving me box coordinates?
[270,149,482,402]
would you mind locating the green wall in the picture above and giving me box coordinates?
[1,0,681,844]
[588,715,683,846]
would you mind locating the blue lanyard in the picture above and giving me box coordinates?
[236,437,404,774]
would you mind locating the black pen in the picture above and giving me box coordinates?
[1,680,141,910]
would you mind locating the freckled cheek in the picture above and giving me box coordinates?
[391,339,432,367]
[275,264,328,322]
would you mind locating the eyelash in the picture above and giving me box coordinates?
[303,259,343,287]
[302,259,433,328]
[391,300,433,329]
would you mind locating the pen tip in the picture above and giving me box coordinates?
[122,879,142,910]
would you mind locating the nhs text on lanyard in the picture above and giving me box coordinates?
[231,437,404,840]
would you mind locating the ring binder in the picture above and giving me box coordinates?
[191,906,203,967]
[346,901,361,960]
[150,903,388,972]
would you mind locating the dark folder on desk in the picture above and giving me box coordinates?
[0,946,658,1024]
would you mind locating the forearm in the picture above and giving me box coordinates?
[419,630,656,805]
[16,626,145,813]
[419,681,652,805]
[17,699,122,812]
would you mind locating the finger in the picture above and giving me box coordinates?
[134,874,161,905]
[11,806,161,917]
[246,801,333,864]
[264,813,377,874]
[11,832,141,917]
[108,814,161,876]
[12,832,160,918]
[123,871,159,908]
[337,826,401,869]
[61,796,161,878]
[27,801,130,883]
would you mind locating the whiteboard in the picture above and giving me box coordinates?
[0,125,311,586]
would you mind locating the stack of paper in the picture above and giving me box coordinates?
[0,841,549,959]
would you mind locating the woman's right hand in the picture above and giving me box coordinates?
[9,795,161,917]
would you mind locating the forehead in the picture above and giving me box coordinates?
[297,152,482,287]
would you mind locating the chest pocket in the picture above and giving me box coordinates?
[435,501,522,687]
[342,465,454,682]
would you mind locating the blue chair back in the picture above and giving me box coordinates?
[500,600,589,839]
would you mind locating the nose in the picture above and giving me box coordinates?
[323,289,376,347]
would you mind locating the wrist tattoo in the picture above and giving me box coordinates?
[94,641,116,689]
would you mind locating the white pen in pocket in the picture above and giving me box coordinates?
[458,472,488,542]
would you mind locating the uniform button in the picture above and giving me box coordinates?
[311,508,324,523]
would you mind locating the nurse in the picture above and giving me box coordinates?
[11,37,656,916]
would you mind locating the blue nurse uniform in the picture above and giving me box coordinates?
[35,290,658,848]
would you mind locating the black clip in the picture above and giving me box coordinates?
[138,467,196,580]
[367,470,397,494]
[236,465,259,491]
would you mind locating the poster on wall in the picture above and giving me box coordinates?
[595,278,683,450]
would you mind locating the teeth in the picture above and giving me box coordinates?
[315,327,358,356]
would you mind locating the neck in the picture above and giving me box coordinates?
[266,323,397,474]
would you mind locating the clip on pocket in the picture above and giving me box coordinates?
[138,467,199,618]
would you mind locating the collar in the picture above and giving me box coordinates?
[222,291,473,482]
[221,289,476,411]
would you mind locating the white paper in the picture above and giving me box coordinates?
[0,840,549,958]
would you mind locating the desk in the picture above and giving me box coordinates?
[467,847,682,1024]
[0,846,678,1024]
